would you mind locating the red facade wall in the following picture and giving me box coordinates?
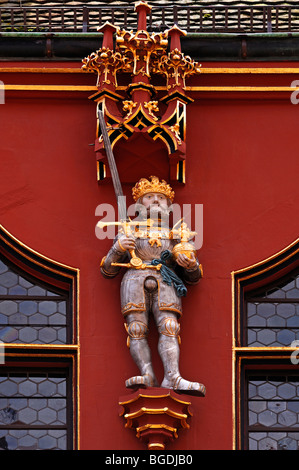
[0,61,298,449]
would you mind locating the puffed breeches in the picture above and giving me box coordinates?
[120,267,182,317]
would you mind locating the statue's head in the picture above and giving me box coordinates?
[132,176,174,221]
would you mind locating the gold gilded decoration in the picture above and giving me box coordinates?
[112,260,162,271]
[170,221,196,243]
[82,47,126,89]
[172,242,196,261]
[137,424,178,439]
[159,302,182,317]
[158,317,181,338]
[97,219,153,266]
[132,176,175,202]
[123,100,137,119]
[125,320,148,339]
[117,239,127,252]
[116,27,168,78]
[82,2,202,183]
[118,390,193,406]
[129,256,143,267]
[100,256,107,267]
[169,123,182,145]
[125,320,148,347]
[119,387,194,450]
[153,48,201,91]
[148,238,162,247]
[98,213,199,272]
[134,225,170,241]
[124,406,188,422]
[170,222,197,261]
[135,224,170,248]
[122,302,146,315]
[97,219,154,232]
[143,101,159,121]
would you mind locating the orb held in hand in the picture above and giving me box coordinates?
[172,242,197,261]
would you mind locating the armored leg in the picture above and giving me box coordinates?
[154,309,206,396]
[125,312,158,388]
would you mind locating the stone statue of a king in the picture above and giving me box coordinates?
[100,176,205,396]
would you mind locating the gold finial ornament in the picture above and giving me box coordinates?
[132,176,175,202]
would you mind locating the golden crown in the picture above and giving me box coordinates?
[132,176,175,202]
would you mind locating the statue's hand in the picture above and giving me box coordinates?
[117,236,136,252]
[176,252,197,270]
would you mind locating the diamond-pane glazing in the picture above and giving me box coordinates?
[247,374,299,450]
[0,259,69,344]
[0,260,60,297]
[0,372,68,450]
[246,274,299,347]
[249,432,299,450]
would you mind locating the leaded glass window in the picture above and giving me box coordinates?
[0,229,78,450]
[245,272,299,347]
[0,369,70,450]
[247,372,299,450]
[0,258,70,344]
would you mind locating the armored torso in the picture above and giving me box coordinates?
[100,221,202,318]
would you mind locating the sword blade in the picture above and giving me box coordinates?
[98,109,127,221]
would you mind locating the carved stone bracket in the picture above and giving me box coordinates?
[119,387,196,450]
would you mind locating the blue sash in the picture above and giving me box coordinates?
[151,250,187,297]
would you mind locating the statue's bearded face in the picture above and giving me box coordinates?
[139,192,171,222]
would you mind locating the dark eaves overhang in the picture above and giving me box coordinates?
[0,32,299,61]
